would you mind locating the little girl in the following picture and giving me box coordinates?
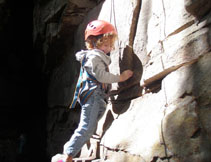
[52,20,133,162]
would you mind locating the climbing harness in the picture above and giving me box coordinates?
[69,55,105,108]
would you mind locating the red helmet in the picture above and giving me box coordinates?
[84,20,117,40]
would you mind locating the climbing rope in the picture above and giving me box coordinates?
[109,0,121,52]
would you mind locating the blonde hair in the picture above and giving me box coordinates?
[85,33,117,50]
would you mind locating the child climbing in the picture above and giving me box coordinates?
[51,19,133,162]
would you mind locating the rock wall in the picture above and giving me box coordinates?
[34,0,211,161]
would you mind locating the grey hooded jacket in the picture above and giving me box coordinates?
[75,49,120,83]
[69,49,120,108]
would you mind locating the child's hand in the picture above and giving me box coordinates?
[119,70,133,82]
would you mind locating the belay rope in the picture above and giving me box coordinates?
[110,0,121,51]
[109,0,117,33]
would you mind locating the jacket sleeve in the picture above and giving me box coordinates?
[84,56,120,83]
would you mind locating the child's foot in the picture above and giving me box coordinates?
[64,155,72,162]
[51,153,72,162]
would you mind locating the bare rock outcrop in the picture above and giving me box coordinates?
[33,0,211,161]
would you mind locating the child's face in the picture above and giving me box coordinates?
[98,41,113,54]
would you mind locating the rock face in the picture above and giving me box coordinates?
[33,0,211,161]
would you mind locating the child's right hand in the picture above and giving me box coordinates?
[119,70,133,82]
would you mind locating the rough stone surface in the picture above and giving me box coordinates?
[32,0,211,161]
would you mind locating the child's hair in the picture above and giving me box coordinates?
[85,32,117,50]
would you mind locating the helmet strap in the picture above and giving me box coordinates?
[92,35,103,48]
[92,40,96,48]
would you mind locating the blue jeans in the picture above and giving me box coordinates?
[63,87,107,157]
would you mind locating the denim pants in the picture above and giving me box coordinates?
[63,87,107,157]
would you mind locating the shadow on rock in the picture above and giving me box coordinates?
[109,45,143,115]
